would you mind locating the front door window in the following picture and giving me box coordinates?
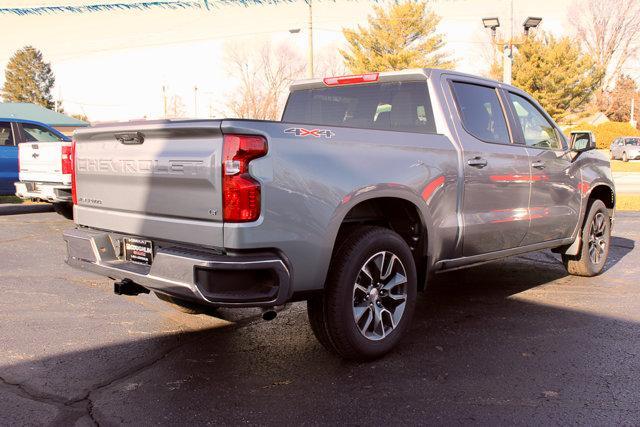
[508,93,563,150]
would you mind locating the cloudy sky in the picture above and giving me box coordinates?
[0,0,617,121]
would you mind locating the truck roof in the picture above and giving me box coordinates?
[289,68,525,94]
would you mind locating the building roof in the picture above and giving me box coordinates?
[0,102,89,127]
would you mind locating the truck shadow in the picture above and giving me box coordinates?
[0,238,637,424]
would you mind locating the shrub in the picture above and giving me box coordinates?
[565,121,640,149]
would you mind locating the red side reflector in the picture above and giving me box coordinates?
[222,134,268,222]
[323,73,379,86]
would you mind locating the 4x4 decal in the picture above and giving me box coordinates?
[284,127,335,139]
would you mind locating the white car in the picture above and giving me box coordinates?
[14,137,74,219]
[610,137,640,162]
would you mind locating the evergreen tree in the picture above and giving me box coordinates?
[2,46,55,109]
[340,0,454,73]
[509,35,603,121]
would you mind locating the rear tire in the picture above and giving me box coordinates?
[622,152,629,162]
[562,199,610,277]
[155,292,206,315]
[610,151,615,160]
[53,202,73,220]
[307,226,417,360]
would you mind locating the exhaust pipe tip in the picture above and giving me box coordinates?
[261,307,277,321]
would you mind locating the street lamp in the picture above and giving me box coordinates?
[482,14,542,85]
[482,17,500,40]
[523,17,542,35]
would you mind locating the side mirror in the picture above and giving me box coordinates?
[571,131,596,152]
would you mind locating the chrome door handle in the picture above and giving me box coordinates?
[532,160,546,170]
[467,157,488,168]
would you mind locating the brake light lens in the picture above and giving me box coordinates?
[71,139,77,205]
[323,73,379,86]
[222,134,267,222]
[61,145,72,174]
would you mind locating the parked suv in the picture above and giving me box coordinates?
[64,69,615,360]
[610,137,640,162]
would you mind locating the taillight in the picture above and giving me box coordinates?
[71,139,77,205]
[61,145,72,174]
[222,134,267,222]
[323,73,379,86]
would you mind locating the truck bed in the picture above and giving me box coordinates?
[73,119,225,247]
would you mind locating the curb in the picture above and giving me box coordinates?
[0,203,54,216]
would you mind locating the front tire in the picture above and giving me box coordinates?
[307,226,417,360]
[562,199,611,277]
[622,152,628,162]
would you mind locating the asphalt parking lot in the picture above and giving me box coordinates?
[1,211,639,425]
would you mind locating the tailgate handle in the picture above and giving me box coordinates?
[115,132,145,145]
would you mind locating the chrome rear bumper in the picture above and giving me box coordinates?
[63,227,291,307]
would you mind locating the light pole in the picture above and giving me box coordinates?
[193,85,198,117]
[162,85,167,118]
[307,0,313,79]
[481,14,542,85]
[289,0,314,79]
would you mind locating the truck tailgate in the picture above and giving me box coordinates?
[74,120,224,248]
[19,141,71,184]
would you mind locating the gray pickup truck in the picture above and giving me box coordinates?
[64,69,615,360]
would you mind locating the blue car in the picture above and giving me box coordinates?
[0,118,71,195]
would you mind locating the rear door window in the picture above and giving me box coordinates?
[451,82,510,144]
[0,122,15,146]
[283,81,436,134]
[21,123,63,142]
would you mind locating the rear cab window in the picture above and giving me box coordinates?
[21,123,64,142]
[282,81,436,134]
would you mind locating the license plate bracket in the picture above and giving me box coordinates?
[123,238,154,265]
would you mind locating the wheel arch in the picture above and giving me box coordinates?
[588,184,615,211]
[327,191,434,290]
[556,183,615,257]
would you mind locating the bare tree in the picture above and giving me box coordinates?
[224,41,306,120]
[570,0,640,89]
[314,42,348,77]
[166,95,186,118]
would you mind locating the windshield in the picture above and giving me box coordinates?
[625,138,639,146]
